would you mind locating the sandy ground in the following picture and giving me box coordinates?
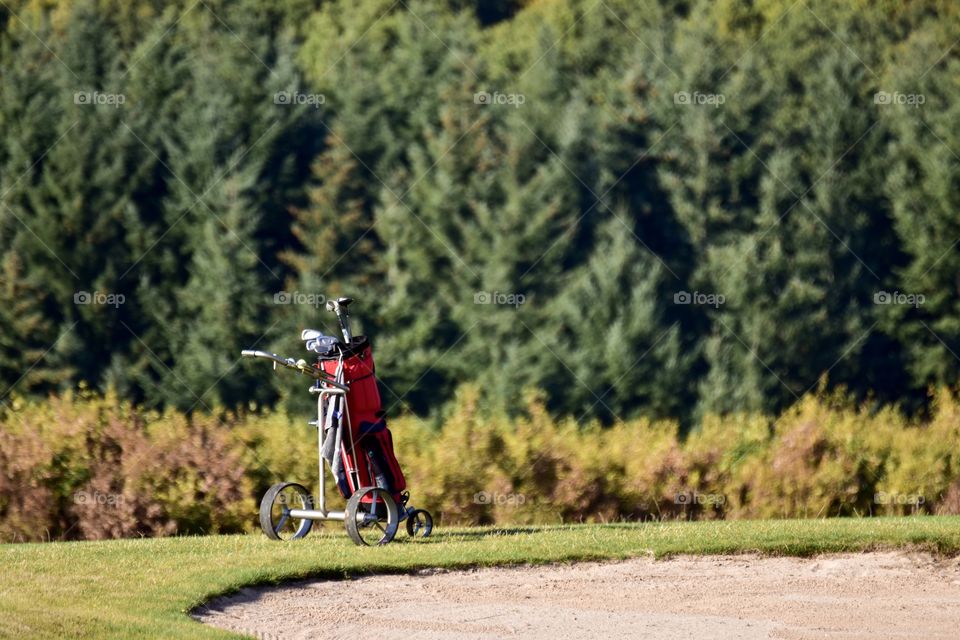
[194,552,960,640]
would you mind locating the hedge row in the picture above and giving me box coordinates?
[2,387,958,541]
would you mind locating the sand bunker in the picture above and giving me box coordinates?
[194,552,960,639]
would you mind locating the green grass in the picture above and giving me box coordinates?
[3,517,960,639]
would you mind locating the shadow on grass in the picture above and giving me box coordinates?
[429,526,548,539]
[423,522,658,541]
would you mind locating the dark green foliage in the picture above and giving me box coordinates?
[1,0,958,426]
[1,0,320,409]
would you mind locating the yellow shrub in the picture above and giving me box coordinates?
[3,385,959,540]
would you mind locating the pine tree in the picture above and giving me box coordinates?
[653,1,902,416]
[292,1,491,410]
[0,12,74,396]
[880,12,960,397]
[545,217,689,422]
[1,4,145,393]
[160,170,269,410]
[0,251,65,396]
[123,3,310,407]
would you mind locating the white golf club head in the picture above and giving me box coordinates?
[301,329,322,341]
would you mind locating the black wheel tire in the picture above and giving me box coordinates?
[259,482,314,540]
[345,487,399,546]
[405,509,433,538]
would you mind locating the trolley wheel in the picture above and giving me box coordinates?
[345,487,399,546]
[405,509,433,538]
[259,482,314,540]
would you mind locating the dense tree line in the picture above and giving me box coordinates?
[1,0,958,427]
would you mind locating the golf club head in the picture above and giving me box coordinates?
[325,297,354,313]
[305,335,339,355]
[301,329,322,341]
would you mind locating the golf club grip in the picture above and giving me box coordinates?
[241,349,350,390]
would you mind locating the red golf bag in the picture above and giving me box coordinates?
[319,338,406,503]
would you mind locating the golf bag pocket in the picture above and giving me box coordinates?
[337,446,368,498]
[331,452,352,498]
[365,420,406,493]
[352,418,407,500]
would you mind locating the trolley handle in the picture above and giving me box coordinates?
[241,349,349,391]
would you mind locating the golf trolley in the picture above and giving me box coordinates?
[241,297,433,546]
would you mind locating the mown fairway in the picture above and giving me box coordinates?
[3,517,960,639]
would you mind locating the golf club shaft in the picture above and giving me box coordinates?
[334,306,352,343]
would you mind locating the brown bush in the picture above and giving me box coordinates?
[3,385,960,540]
[0,391,254,542]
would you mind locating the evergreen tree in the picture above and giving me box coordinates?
[880,12,960,397]
[2,4,145,393]
[0,251,64,396]
[0,0,958,422]
[653,1,902,416]
[122,2,311,407]
[546,217,689,422]
[162,170,268,410]
[0,12,73,395]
